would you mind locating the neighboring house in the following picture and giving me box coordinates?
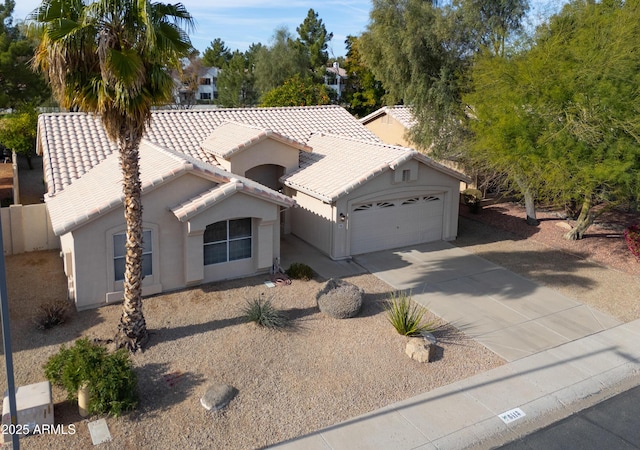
[196,67,219,102]
[37,106,468,310]
[324,64,347,99]
[360,106,416,148]
[361,106,471,189]
[175,66,219,106]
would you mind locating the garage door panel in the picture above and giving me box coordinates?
[350,194,444,255]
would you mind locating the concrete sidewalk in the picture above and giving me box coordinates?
[272,319,640,449]
[271,240,640,449]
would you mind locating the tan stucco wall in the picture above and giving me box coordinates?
[363,114,413,147]
[287,158,461,261]
[365,115,471,190]
[288,188,333,255]
[331,159,460,259]
[66,173,282,310]
[228,139,301,177]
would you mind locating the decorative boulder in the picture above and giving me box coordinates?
[316,278,364,319]
[201,384,237,411]
[405,338,435,363]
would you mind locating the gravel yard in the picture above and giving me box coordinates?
[1,251,502,449]
[1,202,638,449]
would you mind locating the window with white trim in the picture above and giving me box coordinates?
[204,218,252,265]
[114,230,152,281]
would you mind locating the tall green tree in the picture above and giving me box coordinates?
[360,0,529,160]
[202,38,231,68]
[0,0,50,108]
[260,73,330,107]
[253,27,309,98]
[466,0,640,238]
[217,50,257,107]
[30,0,194,350]
[342,35,384,117]
[296,8,333,79]
[465,53,547,224]
[0,104,38,168]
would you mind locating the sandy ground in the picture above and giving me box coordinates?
[459,202,640,322]
[0,251,502,449]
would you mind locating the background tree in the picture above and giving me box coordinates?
[30,0,194,350]
[217,50,257,107]
[260,73,330,107]
[296,8,333,80]
[0,104,38,168]
[342,35,384,117]
[360,0,529,161]
[202,38,231,68]
[253,27,309,98]
[0,0,50,108]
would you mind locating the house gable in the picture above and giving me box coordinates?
[201,122,311,180]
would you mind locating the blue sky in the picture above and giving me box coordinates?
[13,0,568,58]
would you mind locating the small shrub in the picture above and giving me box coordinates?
[385,291,435,336]
[316,278,363,319]
[44,338,137,416]
[242,297,289,329]
[461,188,483,214]
[34,299,71,330]
[285,262,314,280]
[624,224,640,261]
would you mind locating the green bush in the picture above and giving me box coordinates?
[461,188,483,213]
[44,338,137,416]
[385,292,435,336]
[285,262,314,280]
[242,297,289,329]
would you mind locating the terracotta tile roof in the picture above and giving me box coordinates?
[45,140,293,235]
[359,106,417,129]
[201,121,312,160]
[38,106,379,196]
[282,133,416,203]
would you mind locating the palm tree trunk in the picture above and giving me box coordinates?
[564,196,594,240]
[114,130,149,351]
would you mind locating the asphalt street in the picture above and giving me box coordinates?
[499,384,640,449]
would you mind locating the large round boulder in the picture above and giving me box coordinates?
[316,278,364,319]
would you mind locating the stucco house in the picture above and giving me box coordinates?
[37,106,468,310]
[360,106,416,148]
[361,106,472,189]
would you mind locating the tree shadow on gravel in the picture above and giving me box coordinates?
[145,315,246,349]
[456,215,540,247]
[130,362,206,420]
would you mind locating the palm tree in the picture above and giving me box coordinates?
[30,0,194,351]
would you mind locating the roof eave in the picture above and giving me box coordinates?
[413,152,472,183]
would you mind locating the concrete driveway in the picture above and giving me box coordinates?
[354,241,621,361]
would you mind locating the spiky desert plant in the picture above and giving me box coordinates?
[385,291,435,336]
[242,297,289,329]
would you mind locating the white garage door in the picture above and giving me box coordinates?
[350,194,444,255]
